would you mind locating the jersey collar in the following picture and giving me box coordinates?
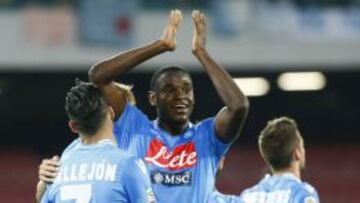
[269,172,301,183]
[153,119,193,134]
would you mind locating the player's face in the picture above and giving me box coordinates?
[154,72,194,125]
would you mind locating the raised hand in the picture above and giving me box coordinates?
[161,9,182,51]
[192,10,207,53]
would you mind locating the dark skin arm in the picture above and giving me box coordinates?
[192,10,249,143]
[88,10,183,119]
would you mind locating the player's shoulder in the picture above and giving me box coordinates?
[122,103,146,118]
[193,117,215,130]
[127,157,147,171]
[121,156,148,177]
[115,103,150,127]
[64,138,81,152]
[239,185,260,202]
[239,182,261,196]
[61,138,81,161]
[302,182,317,194]
[240,175,270,196]
[296,181,318,195]
[111,148,143,166]
[293,182,319,203]
[108,147,132,160]
[209,189,242,203]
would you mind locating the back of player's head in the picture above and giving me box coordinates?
[65,79,107,135]
[150,66,192,91]
[258,117,301,170]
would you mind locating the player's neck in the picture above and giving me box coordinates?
[80,122,115,145]
[158,119,188,136]
[272,165,301,180]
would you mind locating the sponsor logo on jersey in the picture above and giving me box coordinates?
[150,170,192,186]
[145,139,197,170]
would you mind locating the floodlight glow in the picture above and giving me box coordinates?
[234,77,270,97]
[277,72,326,91]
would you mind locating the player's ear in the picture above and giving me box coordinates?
[148,90,157,106]
[293,147,301,161]
[108,106,115,121]
[68,120,79,134]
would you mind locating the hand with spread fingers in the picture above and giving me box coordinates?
[192,10,207,54]
[161,9,182,51]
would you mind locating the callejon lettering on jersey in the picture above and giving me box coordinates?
[145,139,197,170]
[150,170,192,186]
[55,163,117,183]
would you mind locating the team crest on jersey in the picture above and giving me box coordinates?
[145,139,197,170]
[151,170,192,186]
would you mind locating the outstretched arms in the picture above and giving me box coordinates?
[88,10,182,119]
[191,10,249,143]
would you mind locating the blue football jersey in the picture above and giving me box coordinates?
[41,139,155,203]
[207,189,243,203]
[239,173,320,203]
[113,104,232,203]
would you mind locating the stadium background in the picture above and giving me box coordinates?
[1,0,360,202]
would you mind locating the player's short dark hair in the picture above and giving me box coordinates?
[150,66,192,91]
[258,117,301,170]
[65,79,107,135]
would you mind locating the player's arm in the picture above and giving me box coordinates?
[35,156,60,203]
[191,10,249,143]
[122,158,156,203]
[88,10,182,118]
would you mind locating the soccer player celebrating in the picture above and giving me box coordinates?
[90,9,248,202]
[39,81,155,203]
[36,9,249,203]
[239,117,319,203]
[208,117,320,203]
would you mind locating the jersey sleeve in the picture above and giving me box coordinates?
[121,157,156,203]
[195,118,232,164]
[113,104,150,151]
[39,187,52,203]
[293,183,320,203]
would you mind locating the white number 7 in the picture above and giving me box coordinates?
[60,184,92,203]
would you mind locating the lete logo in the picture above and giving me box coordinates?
[145,139,197,170]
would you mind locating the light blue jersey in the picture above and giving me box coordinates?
[207,189,243,203]
[114,104,231,203]
[239,173,319,203]
[63,104,231,203]
[41,139,155,203]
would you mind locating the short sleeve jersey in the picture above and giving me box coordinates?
[239,173,320,203]
[41,140,155,203]
[113,104,232,203]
